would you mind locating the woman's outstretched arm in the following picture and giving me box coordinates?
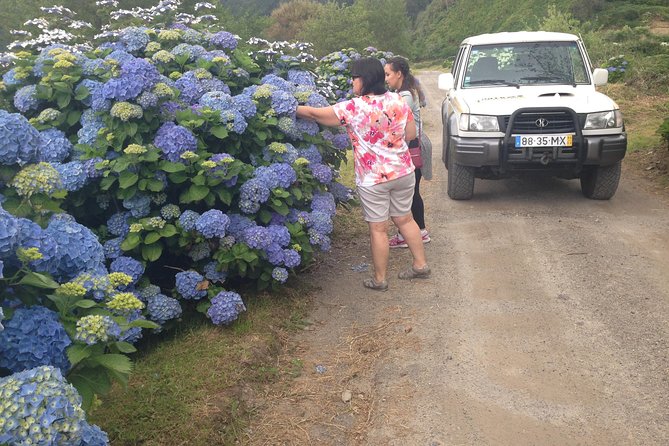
[296,105,340,127]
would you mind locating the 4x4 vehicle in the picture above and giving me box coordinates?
[438,31,627,199]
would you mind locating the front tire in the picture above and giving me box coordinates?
[580,161,621,200]
[447,144,475,200]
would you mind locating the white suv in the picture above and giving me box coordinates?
[438,31,627,199]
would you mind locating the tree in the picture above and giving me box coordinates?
[266,0,323,41]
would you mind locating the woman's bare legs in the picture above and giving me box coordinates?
[391,213,427,269]
[368,220,390,283]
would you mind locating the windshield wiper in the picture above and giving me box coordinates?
[469,79,520,88]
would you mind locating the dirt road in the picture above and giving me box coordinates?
[249,72,669,445]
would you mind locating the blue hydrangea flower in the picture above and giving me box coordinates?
[240,178,270,205]
[328,181,354,202]
[196,209,230,239]
[120,26,150,53]
[283,248,301,268]
[15,217,58,273]
[160,204,181,220]
[38,128,72,163]
[308,211,333,234]
[332,132,351,150]
[103,237,123,260]
[270,89,298,115]
[277,116,302,140]
[188,242,211,261]
[261,74,294,92]
[0,207,19,260]
[107,212,131,237]
[147,293,182,325]
[272,267,289,283]
[267,163,296,188]
[178,209,200,231]
[77,109,105,146]
[231,94,256,118]
[2,68,22,87]
[262,142,299,164]
[226,214,254,238]
[296,118,320,136]
[175,270,207,300]
[54,161,89,191]
[242,226,272,250]
[207,291,246,325]
[287,69,316,87]
[0,110,40,165]
[110,256,144,284]
[137,284,161,301]
[311,191,337,216]
[0,366,100,446]
[14,84,40,113]
[45,214,105,280]
[309,228,331,251]
[299,144,323,164]
[137,91,159,109]
[75,314,122,345]
[310,162,334,184]
[0,306,71,373]
[102,57,160,101]
[154,122,197,162]
[122,193,151,218]
[266,244,285,266]
[203,261,227,283]
[268,224,291,247]
[210,31,238,50]
[75,79,103,107]
[171,43,207,62]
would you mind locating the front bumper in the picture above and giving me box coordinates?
[450,132,627,170]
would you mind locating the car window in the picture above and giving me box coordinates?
[462,41,589,87]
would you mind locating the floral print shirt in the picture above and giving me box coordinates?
[332,92,414,187]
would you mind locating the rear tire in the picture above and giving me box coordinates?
[447,145,475,200]
[580,161,621,200]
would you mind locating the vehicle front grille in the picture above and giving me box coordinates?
[501,110,577,133]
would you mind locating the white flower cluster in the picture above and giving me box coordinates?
[40,6,76,17]
[8,28,76,50]
[110,0,182,22]
[194,2,216,11]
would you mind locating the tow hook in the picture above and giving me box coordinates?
[540,152,552,165]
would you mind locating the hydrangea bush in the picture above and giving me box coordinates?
[0,1,402,442]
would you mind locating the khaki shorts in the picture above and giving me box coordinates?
[357,173,416,222]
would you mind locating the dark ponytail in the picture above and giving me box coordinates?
[386,56,426,106]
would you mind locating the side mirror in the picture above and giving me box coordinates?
[438,73,454,91]
[593,68,608,86]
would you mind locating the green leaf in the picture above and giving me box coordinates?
[121,233,141,251]
[144,231,161,244]
[56,93,71,108]
[215,188,233,205]
[90,353,133,374]
[67,110,82,126]
[158,224,177,237]
[196,300,211,313]
[142,243,163,261]
[114,342,137,354]
[18,272,60,289]
[210,125,228,139]
[100,176,117,191]
[168,172,189,184]
[75,299,98,309]
[74,85,89,100]
[128,319,160,329]
[191,173,206,186]
[181,184,210,203]
[67,374,96,412]
[160,161,187,173]
[119,171,139,188]
[147,179,165,192]
[67,344,93,367]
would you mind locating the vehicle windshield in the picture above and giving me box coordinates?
[462,41,590,88]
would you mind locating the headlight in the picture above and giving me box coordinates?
[584,110,623,129]
[458,114,499,132]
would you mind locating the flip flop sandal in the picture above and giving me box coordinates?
[398,265,431,280]
[363,278,388,291]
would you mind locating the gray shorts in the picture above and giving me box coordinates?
[357,173,416,222]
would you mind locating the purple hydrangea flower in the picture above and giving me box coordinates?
[147,293,182,325]
[45,214,105,280]
[107,212,131,237]
[0,110,40,165]
[178,210,200,231]
[210,31,238,50]
[38,129,72,163]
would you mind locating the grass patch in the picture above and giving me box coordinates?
[88,285,313,445]
[601,84,669,153]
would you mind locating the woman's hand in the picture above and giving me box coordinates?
[296,105,340,127]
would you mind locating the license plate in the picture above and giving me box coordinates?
[514,134,572,148]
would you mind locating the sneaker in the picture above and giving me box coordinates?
[389,233,408,249]
[421,229,431,244]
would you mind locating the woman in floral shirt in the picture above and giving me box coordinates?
[297,57,430,291]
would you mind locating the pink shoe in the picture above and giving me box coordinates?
[421,229,431,244]
[389,233,408,249]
